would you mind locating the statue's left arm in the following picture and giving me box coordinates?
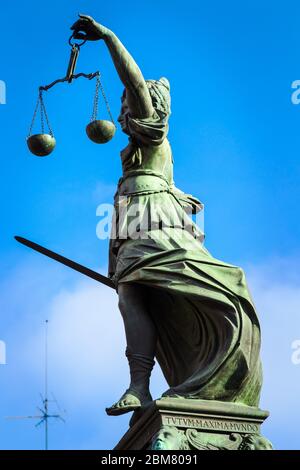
[71,14,154,119]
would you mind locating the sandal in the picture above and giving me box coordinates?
[105,389,142,416]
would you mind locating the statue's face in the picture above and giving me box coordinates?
[244,435,273,450]
[118,95,130,135]
[252,436,273,450]
[152,426,181,450]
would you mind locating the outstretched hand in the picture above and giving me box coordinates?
[70,14,109,41]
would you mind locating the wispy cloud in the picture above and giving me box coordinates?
[245,256,300,449]
[1,255,300,449]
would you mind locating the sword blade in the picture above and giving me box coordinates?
[15,236,115,290]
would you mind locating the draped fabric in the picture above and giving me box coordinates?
[108,79,262,406]
[128,109,170,146]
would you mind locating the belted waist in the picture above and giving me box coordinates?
[117,171,170,196]
[114,170,203,215]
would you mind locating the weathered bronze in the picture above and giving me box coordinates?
[27,89,55,157]
[69,14,267,429]
[115,398,273,450]
[86,120,116,143]
[39,72,99,93]
[14,236,115,289]
[27,32,115,156]
[27,134,56,157]
[18,14,273,450]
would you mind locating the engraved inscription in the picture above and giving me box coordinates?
[162,415,260,434]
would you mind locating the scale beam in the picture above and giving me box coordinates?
[39,71,100,92]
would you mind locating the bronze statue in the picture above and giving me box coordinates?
[71,15,262,418]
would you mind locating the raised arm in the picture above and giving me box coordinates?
[71,15,154,119]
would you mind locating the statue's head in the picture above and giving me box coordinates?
[118,77,171,135]
[151,425,184,450]
[146,77,171,115]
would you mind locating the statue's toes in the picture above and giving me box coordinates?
[119,399,128,407]
[106,393,141,416]
[121,395,139,407]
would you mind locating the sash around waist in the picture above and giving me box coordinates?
[117,172,170,196]
[115,170,203,215]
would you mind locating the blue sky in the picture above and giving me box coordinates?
[0,0,300,450]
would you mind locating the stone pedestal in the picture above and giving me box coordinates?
[114,398,272,450]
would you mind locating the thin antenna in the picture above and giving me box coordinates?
[45,319,49,450]
[6,319,65,450]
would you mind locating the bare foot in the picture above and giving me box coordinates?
[106,391,142,416]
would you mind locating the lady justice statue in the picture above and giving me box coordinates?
[71,15,262,418]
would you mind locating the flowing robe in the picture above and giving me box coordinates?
[108,106,262,406]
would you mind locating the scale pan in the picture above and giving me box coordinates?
[27,134,56,157]
[86,120,116,144]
